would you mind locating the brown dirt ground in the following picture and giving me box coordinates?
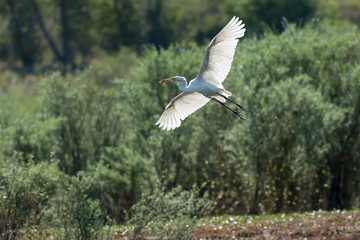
[193,211,360,239]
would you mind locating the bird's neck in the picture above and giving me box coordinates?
[177,80,189,92]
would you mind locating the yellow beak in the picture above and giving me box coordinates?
[151,77,173,84]
[159,77,174,83]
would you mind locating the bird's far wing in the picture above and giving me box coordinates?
[155,92,210,131]
[196,16,245,86]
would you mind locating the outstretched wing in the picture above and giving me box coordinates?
[155,92,210,131]
[196,16,245,86]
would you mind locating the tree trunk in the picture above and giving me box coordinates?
[8,0,32,68]
[59,0,75,69]
[29,0,62,63]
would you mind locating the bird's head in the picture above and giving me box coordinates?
[151,76,186,84]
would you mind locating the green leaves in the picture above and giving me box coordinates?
[128,183,212,239]
[45,171,110,240]
[0,160,59,239]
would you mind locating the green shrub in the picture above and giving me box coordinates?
[39,70,129,174]
[0,159,59,239]
[45,171,110,240]
[0,156,111,239]
[39,70,147,220]
[0,116,60,163]
[127,183,212,239]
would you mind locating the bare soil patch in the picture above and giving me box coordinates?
[194,210,360,239]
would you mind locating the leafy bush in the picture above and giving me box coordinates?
[0,159,59,239]
[0,116,60,163]
[0,156,111,239]
[39,70,128,174]
[127,183,212,239]
[38,70,147,220]
[45,170,110,240]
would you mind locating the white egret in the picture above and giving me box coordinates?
[152,16,246,131]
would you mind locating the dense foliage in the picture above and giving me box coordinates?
[128,184,211,239]
[0,19,360,237]
[0,0,343,69]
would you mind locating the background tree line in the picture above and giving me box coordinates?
[1,0,358,71]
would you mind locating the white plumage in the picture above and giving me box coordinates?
[197,16,246,86]
[156,92,211,130]
[153,16,246,131]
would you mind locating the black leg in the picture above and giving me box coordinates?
[217,92,247,112]
[212,97,244,120]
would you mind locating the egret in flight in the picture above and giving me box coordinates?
[152,16,246,131]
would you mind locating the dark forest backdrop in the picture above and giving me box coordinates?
[2,0,358,70]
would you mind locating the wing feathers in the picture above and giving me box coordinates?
[155,92,210,130]
[197,16,245,86]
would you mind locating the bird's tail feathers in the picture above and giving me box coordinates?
[214,96,226,102]
[223,90,232,97]
[214,89,232,102]
[220,89,232,97]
